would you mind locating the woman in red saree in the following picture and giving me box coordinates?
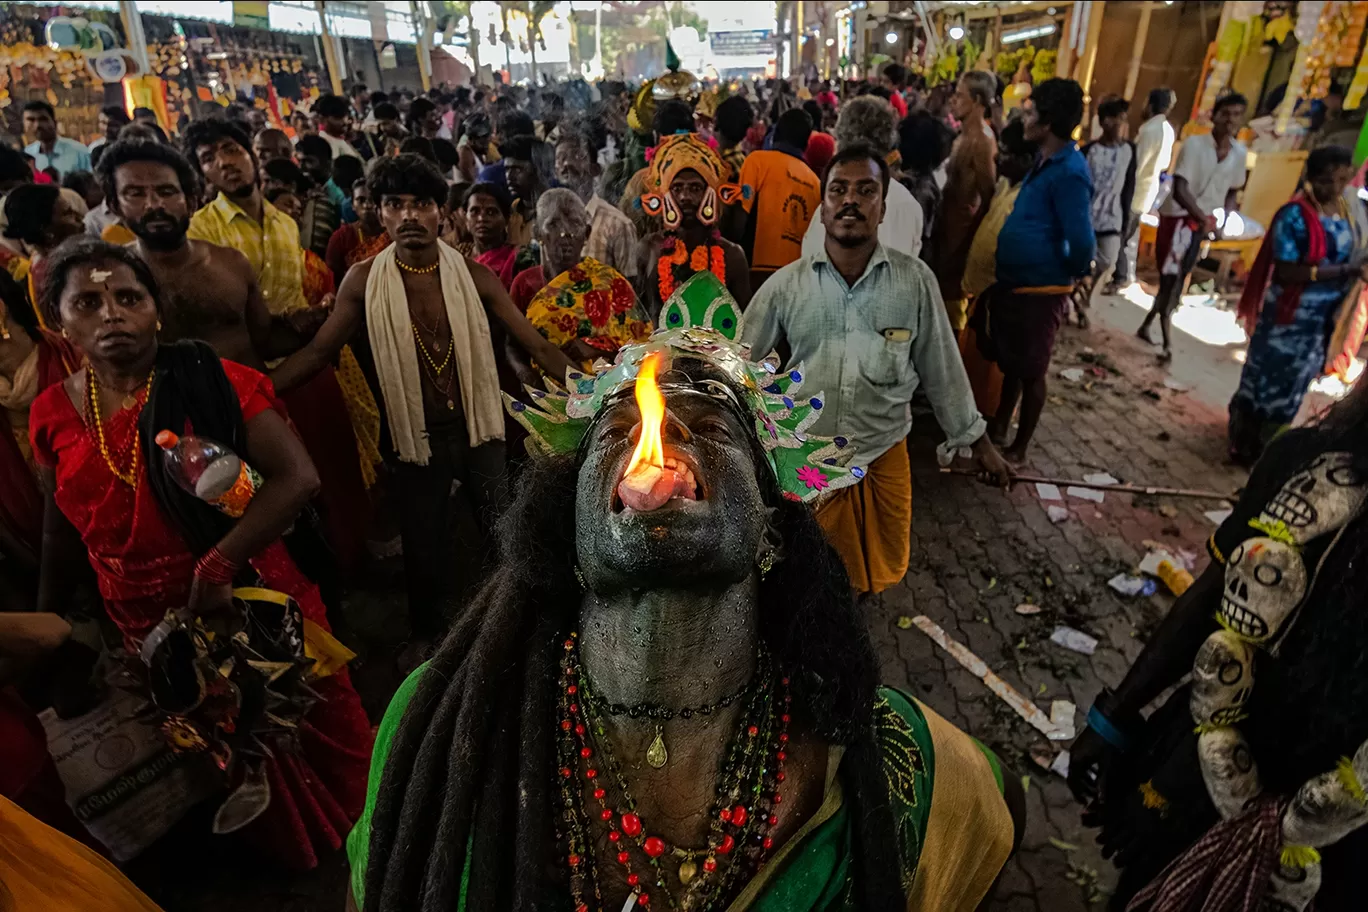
[463,182,536,289]
[323,179,390,285]
[28,239,372,871]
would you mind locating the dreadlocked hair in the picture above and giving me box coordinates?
[363,377,904,911]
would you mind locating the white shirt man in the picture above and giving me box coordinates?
[800,177,925,259]
[1132,112,1175,215]
[1160,133,1247,220]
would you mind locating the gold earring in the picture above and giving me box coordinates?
[573,565,587,591]
[61,327,69,339]
[156,320,163,331]
[758,551,777,579]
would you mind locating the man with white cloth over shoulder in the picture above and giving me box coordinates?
[271,154,575,642]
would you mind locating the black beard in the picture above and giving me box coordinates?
[131,216,190,251]
[223,181,256,201]
[831,231,872,249]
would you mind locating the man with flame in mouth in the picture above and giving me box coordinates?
[346,273,1024,912]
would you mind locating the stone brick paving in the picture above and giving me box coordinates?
[880,302,1250,910]
[125,293,1257,910]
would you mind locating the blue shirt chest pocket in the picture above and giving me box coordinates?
[860,326,915,387]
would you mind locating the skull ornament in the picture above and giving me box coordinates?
[1260,452,1368,544]
[1263,859,1322,912]
[1198,727,1263,820]
[1191,630,1255,727]
[1221,538,1307,643]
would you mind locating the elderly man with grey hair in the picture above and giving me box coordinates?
[508,187,651,369]
[933,69,1000,330]
[800,95,925,258]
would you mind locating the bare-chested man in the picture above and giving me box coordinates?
[932,70,999,331]
[272,154,575,646]
[95,137,291,370]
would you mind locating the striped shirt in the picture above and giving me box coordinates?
[743,243,985,466]
[188,194,305,315]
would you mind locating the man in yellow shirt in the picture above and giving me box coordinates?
[182,117,307,318]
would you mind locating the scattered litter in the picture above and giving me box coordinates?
[1050,626,1099,656]
[1059,367,1086,382]
[1142,389,1162,401]
[1015,603,1043,615]
[1108,573,1158,597]
[1035,482,1063,501]
[1047,505,1071,523]
[908,616,1067,740]
[1050,750,1072,778]
[895,616,914,629]
[1082,472,1119,486]
[1158,504,1179,518]
[1050,700,1078,740]
[1205,508,1233,525]
[1030,747,1056,770]
[1178,548,1199,569]
[1162,377,1190,391]
[1087,366,1108,378]
[1067,486,1106,503]
[1140,550,1195,596]
[985,577,998,590]
[1048,835,1079,853]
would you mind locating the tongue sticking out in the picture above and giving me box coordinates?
[616,351,697,513]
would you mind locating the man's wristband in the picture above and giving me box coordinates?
[1086,704,1133,752]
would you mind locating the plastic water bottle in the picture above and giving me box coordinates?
[154,430,261,518]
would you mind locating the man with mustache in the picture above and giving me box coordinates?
[270,155,575,648]
[98,138,279,370]
[745,145,1011,597]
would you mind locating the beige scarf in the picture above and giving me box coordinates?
[364,241,504,464]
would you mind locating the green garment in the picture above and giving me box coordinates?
[346,668,1004,910]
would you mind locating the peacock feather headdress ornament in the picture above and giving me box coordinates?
[505,271,864,503]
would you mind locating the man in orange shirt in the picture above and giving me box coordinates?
[733,108,822,291]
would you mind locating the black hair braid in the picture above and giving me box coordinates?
[364,422,904,909]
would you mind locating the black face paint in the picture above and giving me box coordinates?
[574,363,771,595]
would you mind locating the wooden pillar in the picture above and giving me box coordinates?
[411,0,432,92]
[1078,0,1106,105]
[315,0,344,95]
[1056,3,1076,78]
[1124,1,1153,100]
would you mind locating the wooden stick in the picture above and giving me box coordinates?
[938,467,1234,501]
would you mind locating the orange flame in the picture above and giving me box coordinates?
[625,351,667,476]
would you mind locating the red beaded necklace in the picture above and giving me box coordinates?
[556,634,791,912]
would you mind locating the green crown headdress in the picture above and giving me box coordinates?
[505,272,864,503]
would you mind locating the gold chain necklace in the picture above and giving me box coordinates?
[87,369,155,487]
[396,257,439,275]
[411,324,456,410]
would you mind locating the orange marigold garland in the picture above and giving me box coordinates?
[658,233,727,301]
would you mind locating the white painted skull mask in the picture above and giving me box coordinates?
[1191,629,1255,727]
[1260,452,1368,544]
[1221,538,1308,643]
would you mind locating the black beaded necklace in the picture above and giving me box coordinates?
[555,634,791,912]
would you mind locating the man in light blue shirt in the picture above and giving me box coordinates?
[23,100,91,180]
[744,144,1010,596]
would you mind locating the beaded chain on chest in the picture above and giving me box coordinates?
[410,320,456,410]
[86,369,155,488]
[555,634,791,912]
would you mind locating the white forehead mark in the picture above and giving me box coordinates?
[89,268,112,283]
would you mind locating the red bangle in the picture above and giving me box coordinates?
[194,547,238,586]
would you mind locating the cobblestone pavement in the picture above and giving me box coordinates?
[126,292,1255,910]
[882,296,1250,911]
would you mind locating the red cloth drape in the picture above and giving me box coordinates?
[1236,196,1326,335]
[27,360,373,870]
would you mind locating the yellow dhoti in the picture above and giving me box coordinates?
[815,439,912,595]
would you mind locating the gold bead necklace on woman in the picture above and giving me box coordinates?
[86,368,156,487]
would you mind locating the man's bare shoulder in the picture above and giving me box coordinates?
[194,238,253,276]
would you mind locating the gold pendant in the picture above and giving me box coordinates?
[446,398,456,410]
[678,859,697,884]
[646,725,668,769]
[121,395,137,410]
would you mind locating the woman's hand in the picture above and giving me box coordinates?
[187,575,234,621]
[563,339,605,364]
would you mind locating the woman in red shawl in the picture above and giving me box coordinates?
[462,181,536,289]
[28,239,372,870]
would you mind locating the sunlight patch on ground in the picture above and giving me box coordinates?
[1117,284,1249,347]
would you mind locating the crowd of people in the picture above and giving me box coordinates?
[0,59,1364,912]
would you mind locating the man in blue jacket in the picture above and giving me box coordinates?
[976,78,1095,463]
